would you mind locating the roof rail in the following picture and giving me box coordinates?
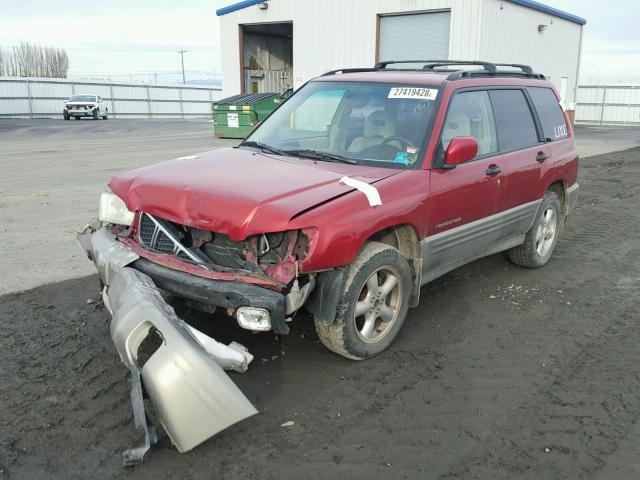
[321,67,377,77]
[494,63,533,74]
[321,60,545,81]
[374,60,497,73]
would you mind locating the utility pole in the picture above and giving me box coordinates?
[178,50,188,84]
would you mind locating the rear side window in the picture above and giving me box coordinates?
[527,87,568,141]
[489,90,539,152]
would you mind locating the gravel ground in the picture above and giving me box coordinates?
[0,119,236,295]
[1,143,640,479]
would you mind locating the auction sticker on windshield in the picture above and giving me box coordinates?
[388,87,438,100]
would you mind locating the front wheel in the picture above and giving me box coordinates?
[63,110,70,120]
[315,242,412,360]
[508,190,561,268]
[102,109,108,120]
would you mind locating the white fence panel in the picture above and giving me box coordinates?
[0,77,222,119]
[576,85,640,125]
[30,81,73,99]
[151,101,181,115]
[0,98,29,115]
[150,87,180,101]
[181,88,212,101]
[31,99,66,115]
[112,85,148,100]
[0,81,28,97]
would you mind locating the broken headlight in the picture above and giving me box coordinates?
[256,232,289,265]
[99,190,134,226]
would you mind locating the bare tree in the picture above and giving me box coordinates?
[0,42,69,78]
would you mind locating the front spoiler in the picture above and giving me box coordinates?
[78,224,257,464]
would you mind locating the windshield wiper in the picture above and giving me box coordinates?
[239,140,289,157]
[284,149,359,165]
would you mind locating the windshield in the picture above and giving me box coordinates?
[244,81,439,167]
[68,95,96,102]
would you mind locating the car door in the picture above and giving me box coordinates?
[424,89,506,281]
[487,89,546,240]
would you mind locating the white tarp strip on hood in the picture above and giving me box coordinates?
[339,176,382,207]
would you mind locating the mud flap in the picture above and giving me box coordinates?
[108,267,258,462]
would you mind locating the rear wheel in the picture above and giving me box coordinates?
[508,190,561,268]
[315,242,412,360]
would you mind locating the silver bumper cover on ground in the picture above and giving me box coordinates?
[78,224,257,465]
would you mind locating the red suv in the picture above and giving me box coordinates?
[80,60,578,460]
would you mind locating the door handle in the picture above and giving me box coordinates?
[485,165,502,176]
[536,152,549,162]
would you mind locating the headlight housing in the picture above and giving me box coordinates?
[99,190,134,226]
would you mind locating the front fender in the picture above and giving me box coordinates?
[291,170,430,272]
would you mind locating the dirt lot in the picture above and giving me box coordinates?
[1,138,640,478]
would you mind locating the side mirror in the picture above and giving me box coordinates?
[445,136,478,167]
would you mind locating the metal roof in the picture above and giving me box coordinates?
[507,0,586,25]
[216,0,267,16]
[216,0,586,25]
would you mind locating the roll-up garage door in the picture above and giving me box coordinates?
[378,11,451,62]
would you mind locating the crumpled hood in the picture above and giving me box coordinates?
[109,148,399,240]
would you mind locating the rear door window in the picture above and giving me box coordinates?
[527,87,568,141]
[489,90,540,152]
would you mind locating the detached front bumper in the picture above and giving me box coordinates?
[78,223,258,464]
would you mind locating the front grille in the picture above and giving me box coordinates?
[139,213,156,245]
[137,212,204,264]
[136,212,265,274]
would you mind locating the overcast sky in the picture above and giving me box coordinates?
[0,0,638,83]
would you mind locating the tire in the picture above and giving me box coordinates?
[63,111,70,120]
[102,109,108,120]
[315,242,412,360]
[508,190,562,269]
[74,116,80,120]
[92,109,99,120]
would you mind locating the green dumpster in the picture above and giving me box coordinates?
[212,92,283,139]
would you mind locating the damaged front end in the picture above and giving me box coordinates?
[78,223,259,464]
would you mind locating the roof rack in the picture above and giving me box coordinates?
[321,67,377,76]
[322,60,545,80]
[375,59,497,73]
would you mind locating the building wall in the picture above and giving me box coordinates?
[219,0,582,104]
[220,0,486,97]
[479,0,583,106]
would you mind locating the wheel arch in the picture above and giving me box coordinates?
[306,224,423,327]
[547,179,566,209]
[361,223,422,308]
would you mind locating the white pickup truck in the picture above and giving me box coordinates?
[63,94,108,120]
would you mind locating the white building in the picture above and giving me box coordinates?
[217,0,585,117]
